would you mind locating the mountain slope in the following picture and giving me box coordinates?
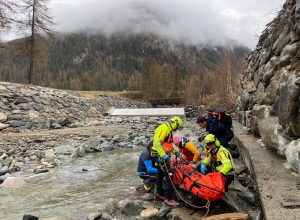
[0,32,250,91]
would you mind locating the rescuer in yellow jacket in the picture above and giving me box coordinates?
[152,116,183,207]
[152,116,183,159]
[199,134,234,191]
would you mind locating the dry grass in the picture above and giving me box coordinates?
[73,91,127,99]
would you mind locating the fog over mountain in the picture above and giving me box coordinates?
[50,0,285,48]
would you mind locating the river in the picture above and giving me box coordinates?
[0,149,141,220]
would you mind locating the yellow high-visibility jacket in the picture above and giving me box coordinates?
[202,146,234,175]
[152,122,173,157]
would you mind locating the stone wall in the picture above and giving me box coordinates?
[237,0,300,172]
[0,82,149,132]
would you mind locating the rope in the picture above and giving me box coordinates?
[162,159,211,214]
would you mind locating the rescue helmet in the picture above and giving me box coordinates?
[204,134,220,148]
[170,116,183,130]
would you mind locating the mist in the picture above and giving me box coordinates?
[49,0,285,48]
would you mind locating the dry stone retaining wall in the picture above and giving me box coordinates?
[237,0,300,172]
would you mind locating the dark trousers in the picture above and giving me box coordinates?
[139,173,156,184]
[219,131,234,149]
[156,162,174,200]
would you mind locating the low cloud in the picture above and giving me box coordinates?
[50,0,285,48]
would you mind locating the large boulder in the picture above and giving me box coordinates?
[252,105,272,120]
[278,74,300,137]
[240,92,250,110]
[257,116,290,155]
[279,42,300,66]
[285,139,300,172]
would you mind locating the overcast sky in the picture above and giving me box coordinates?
[48,0,285,48]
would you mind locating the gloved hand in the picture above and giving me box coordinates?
[175,151,180,157]
[163,154,170,161]
[200,164,207,174]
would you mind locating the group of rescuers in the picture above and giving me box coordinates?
[137,115,235,207]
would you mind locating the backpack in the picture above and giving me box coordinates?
[207,109,232,128]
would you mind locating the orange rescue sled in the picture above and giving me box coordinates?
[171,160,225,202]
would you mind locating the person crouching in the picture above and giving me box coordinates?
[198,134,234,191]
[137,141,157,192]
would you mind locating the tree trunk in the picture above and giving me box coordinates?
[28,0,36,84]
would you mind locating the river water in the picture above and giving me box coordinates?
[0,149,141,220]
[0,127,201,220]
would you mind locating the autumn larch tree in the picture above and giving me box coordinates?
[20,0,53,84]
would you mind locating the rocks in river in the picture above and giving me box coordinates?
[140,206,158,218]
[1,176,27,188]
[118,142,132,148]
[84,146,97,153]
[54,145,76,156]
[140,193,154,201]
[0,173,10,183]
[23,214,39,220]
[78,213,89,220]
[121,199,143,216]
[157,205,172,219]
[99,212,114,220]
[33,166,49,174]
[104,198,120,215]
[99,142,114,152]
[0,165,8,175]
[43,149,55,164]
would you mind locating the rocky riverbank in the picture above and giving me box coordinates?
[0,82,262,219]
[0,82,149,133]
[0,116,261,220]
[0,115,170,184]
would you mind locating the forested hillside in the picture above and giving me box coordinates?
[0,32,249,99]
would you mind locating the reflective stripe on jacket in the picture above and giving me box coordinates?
[202,146,234,175]
[152,122,172,157]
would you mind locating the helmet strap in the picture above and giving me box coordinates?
[212,146,219,154]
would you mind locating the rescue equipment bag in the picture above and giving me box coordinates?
[171,160,225,202]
